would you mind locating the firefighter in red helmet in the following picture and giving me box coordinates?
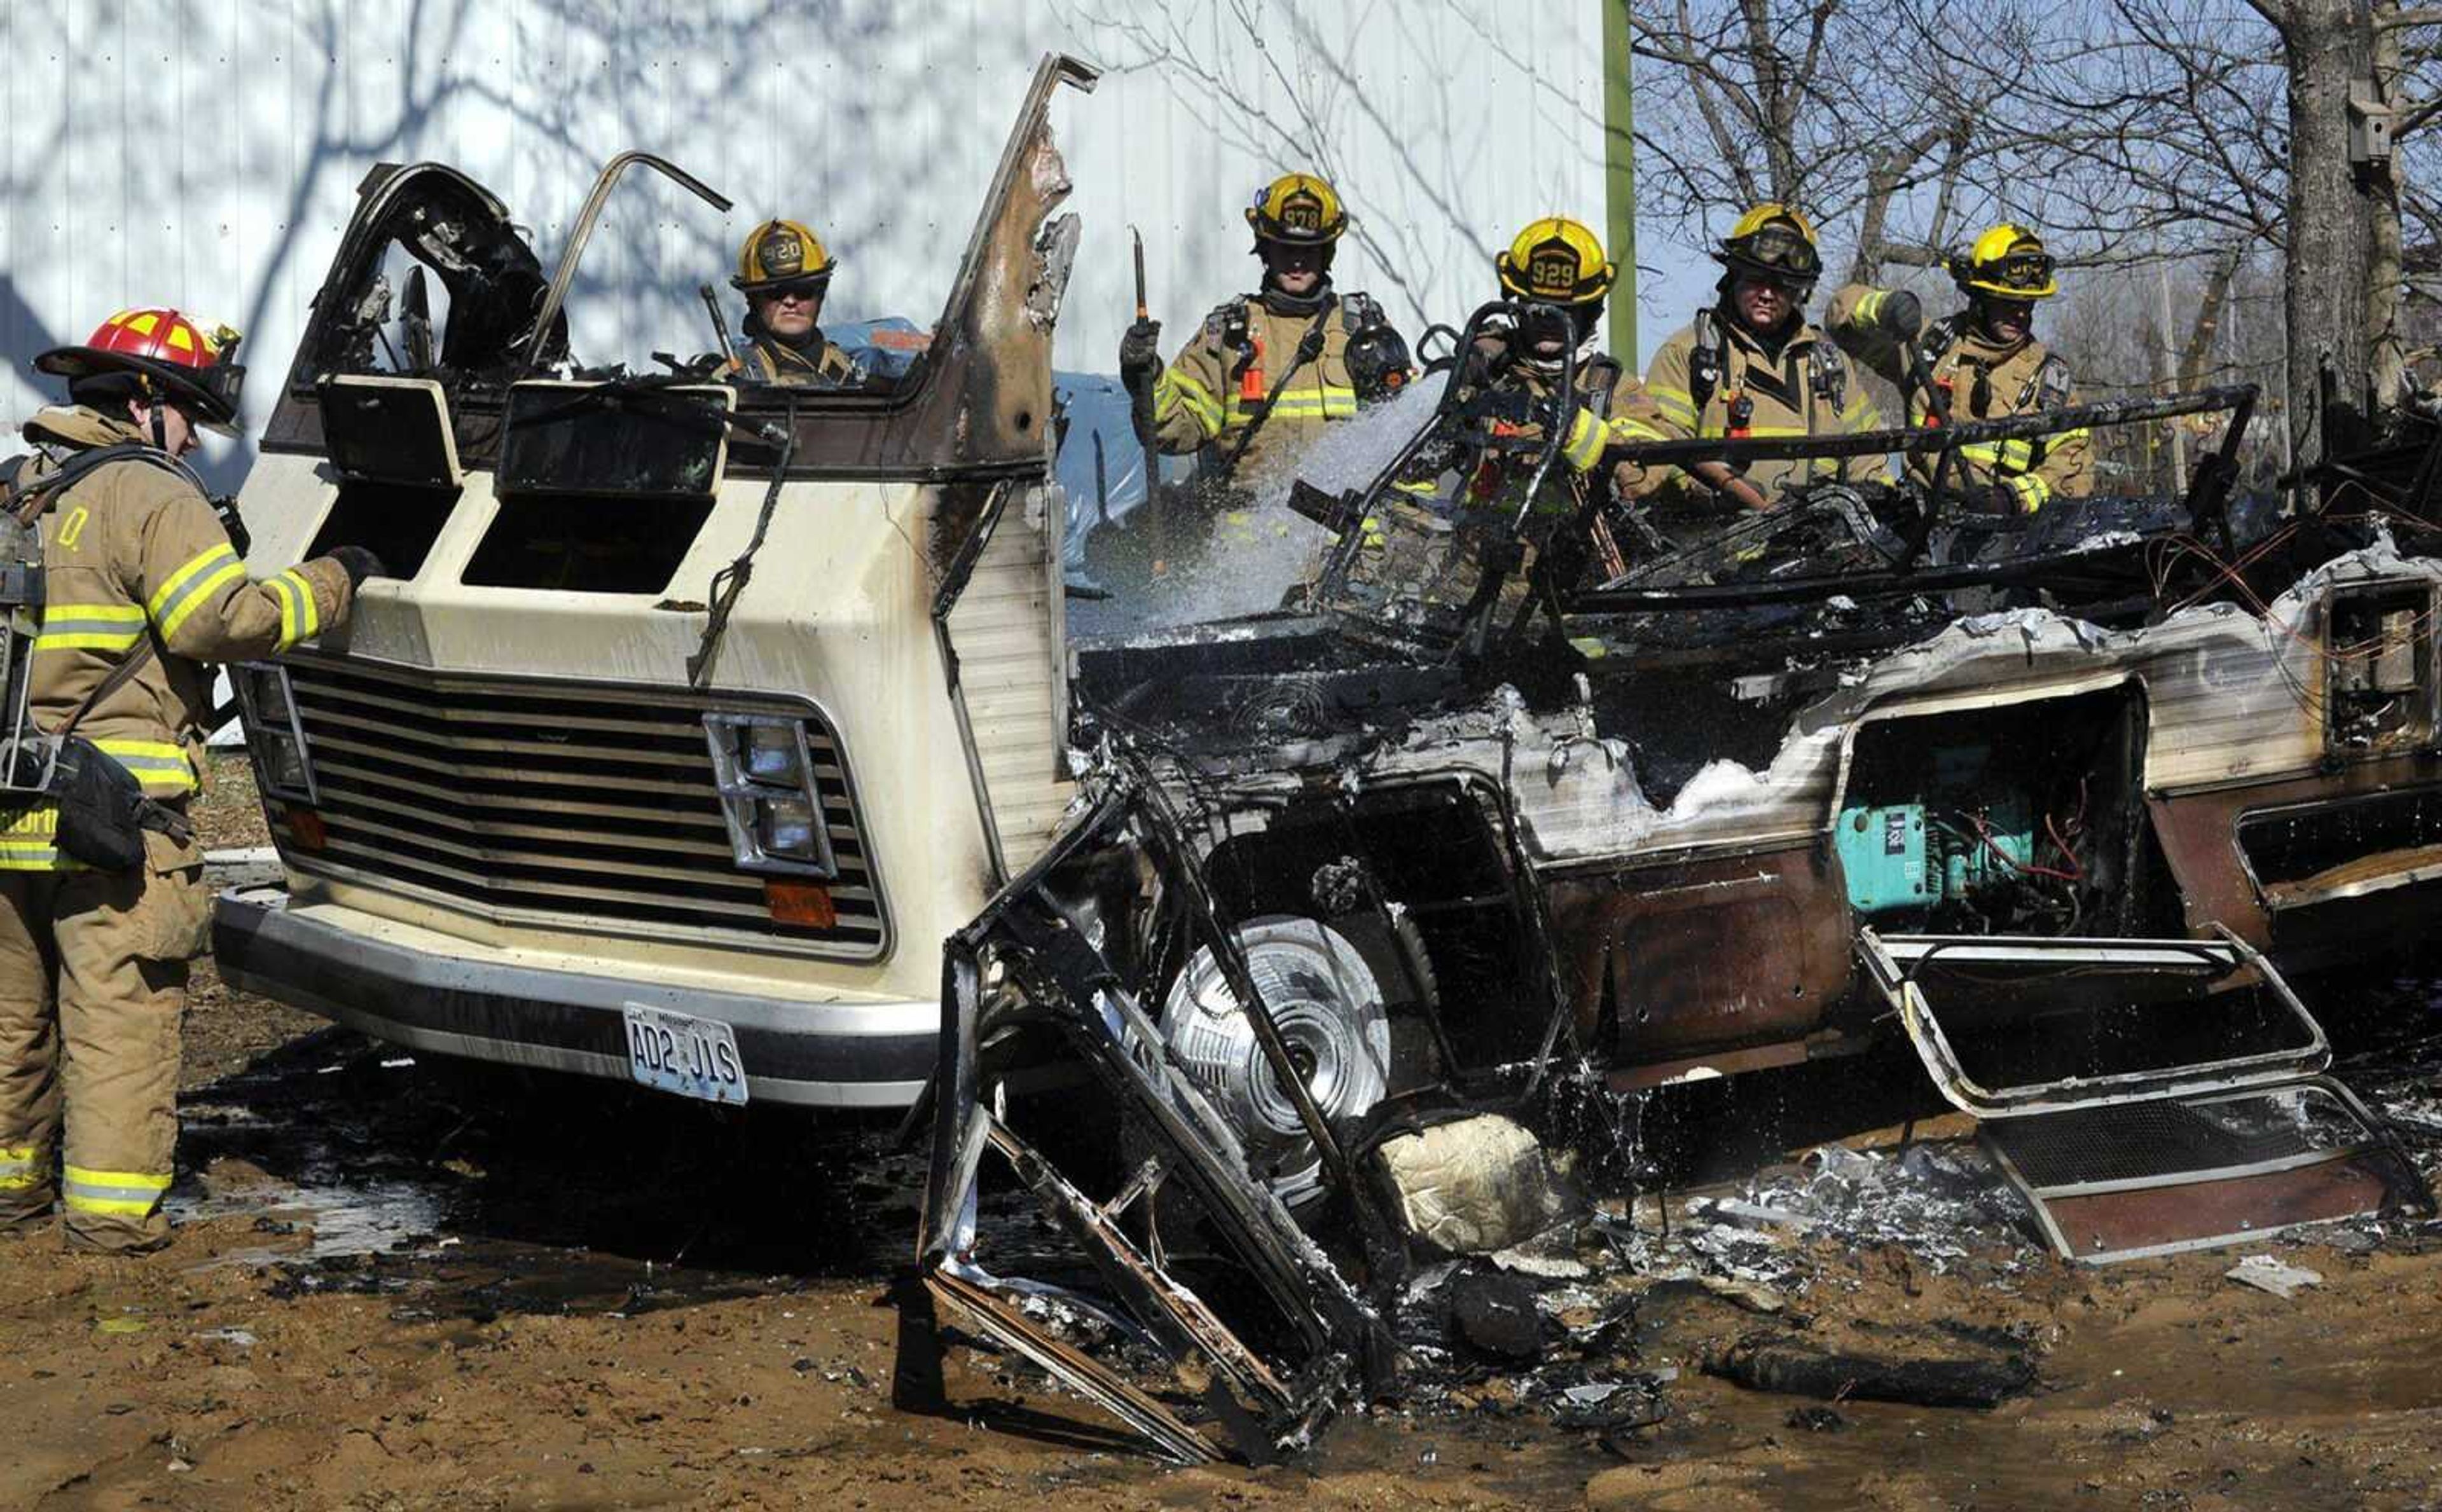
[0,308,380,1251]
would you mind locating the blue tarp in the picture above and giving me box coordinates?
[827,315,933,383]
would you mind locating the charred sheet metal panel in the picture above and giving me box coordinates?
[946,483,1076,870]
[1546,845,1854,1059]
[1979,1081,2426,1264]
[1353,549,2442,872]
[2151,754,2442,955]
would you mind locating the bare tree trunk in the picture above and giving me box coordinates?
[1847,121,1963,287]
[1850,150,1904,287]
[2281,0,2378,468]
[2368,1,2408,406]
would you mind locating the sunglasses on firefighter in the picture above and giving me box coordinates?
[756,277,829,304]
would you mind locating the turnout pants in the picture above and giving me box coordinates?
[0,827,209,1250]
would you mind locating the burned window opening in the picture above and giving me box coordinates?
[457,381,733,594]
[308,376,467,581]
[2240,785,2442,904]
[2324,581,2437,758]
[282,163,565,406]
[460,494,713,595]
[306,479,457,582]
[1837,687,2155,938]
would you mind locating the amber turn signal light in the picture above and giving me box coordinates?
[764,879,836,928]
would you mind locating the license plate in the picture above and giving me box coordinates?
[621,1003,748,1105]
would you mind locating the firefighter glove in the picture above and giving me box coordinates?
[1960,483,2017,518]
[328,544,389,586]
[1119,319,1164,392]
[1878,289,1922,339]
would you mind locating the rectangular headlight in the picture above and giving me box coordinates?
[741,722,804,784]
[703,713,837,879]
[754,794,820,859]
[235,663,317,804]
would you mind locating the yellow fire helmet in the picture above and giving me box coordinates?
[1495,216,1617,306]
[1714,202,1822,284]
[1246,172,1349,247]
[1952,223,2059,299]
[731,217,837,293]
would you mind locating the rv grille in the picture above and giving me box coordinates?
[270,656,886,958]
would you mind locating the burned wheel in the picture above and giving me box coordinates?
[1156,916,1393,1209]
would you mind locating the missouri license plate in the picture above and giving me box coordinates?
[621,1003,748,1106]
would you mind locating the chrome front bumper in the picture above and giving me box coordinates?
[211,886,934,1108]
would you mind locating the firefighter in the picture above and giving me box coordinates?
[727,218,868,388]
[1332,217,1666,621]
[0,308,379,1252]
[1644,203,1880,511]
[1449,216,1670,512]
[1828,222,2091,514]
[1117,172,1412,533]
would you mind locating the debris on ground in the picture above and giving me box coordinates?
[1445,1268,1543,1363]
[1700,1331,2039,1410]
[1372,1112,1578,1256]
[2225,1254,2326,1299]
[1786,1404,1848,1433]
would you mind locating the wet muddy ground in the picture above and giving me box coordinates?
[3,757,2438,1510]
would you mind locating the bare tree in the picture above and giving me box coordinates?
[1629,0,2004,282]
[1635,0,2442,475]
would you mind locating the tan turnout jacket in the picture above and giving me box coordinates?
[1826,284,2092,512]
[1,407,353,871]
[1151,290,1388,485]
[1642,311,1883,505]
[729,332,866,387]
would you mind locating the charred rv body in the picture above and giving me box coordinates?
[204,52,2440,1464]
[908,343,2442,1459]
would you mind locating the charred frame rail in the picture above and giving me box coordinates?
[909,778,1398,1465]
[1306,369,2254,623]
[1561,387,2260,613]
[1604,384,2258,556]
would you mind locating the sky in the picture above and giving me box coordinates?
[1627,228,1723,371]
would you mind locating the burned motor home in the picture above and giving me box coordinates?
[911,313,2436,1459]
[190,44,2439,1466]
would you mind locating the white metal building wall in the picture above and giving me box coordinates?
[1,1,1608,483]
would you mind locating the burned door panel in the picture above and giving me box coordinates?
[1545,844,1852,1064]
[1859,931,2432,1262]
[1979,1080,2425,1263]
[2149,753,2442,959]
